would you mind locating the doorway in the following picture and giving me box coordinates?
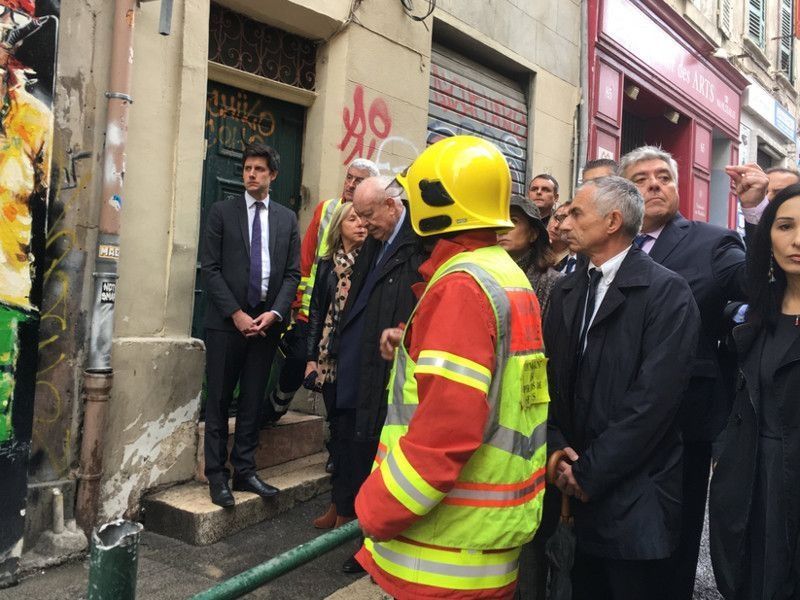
[192,81,305,338]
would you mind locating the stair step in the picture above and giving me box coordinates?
[195,411,325,483]
[143,452,331,545]
[325,576,392,600]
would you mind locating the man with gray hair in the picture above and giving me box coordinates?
[267,158,379,425]
[620,145,747,600]
[546,176,700,599]
[330,176,425,573]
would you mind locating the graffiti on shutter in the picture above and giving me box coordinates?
[428,49,528,195]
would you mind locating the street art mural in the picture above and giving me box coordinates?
[0,0,59,583]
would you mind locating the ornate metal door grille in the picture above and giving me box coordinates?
[208,3,316,91]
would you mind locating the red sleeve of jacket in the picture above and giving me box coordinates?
[292,200,326,312]
[355,273,497,540]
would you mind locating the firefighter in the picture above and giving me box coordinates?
[354,135,549,599]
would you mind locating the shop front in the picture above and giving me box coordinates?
[587,0,749,227]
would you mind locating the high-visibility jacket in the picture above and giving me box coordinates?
[360,244,549,597]
[297,198,341,319]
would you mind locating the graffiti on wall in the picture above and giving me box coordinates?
[0,0,60,581]
[29,145,91,482]
[338,85,419,175]
[206,87,276,150]
[427,63,528,194]
[338,85,392,165]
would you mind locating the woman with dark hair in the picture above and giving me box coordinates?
[497,195,563,319]
[304,202,367,529]
[710,183,800,600]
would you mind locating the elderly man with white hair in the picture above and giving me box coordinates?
[329,176,426,574]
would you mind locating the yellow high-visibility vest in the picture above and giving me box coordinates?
[366,245,549,592]
[298,198,341,319]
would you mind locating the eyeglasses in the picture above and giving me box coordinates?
[0,7,32,28]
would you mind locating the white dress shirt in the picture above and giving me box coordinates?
[583,246,631,341]
[245,191,271,302]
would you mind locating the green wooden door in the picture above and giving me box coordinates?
[192,81,305,338]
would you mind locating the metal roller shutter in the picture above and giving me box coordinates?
[428,46,529,195]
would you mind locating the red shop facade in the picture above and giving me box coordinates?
[587,0,750,228]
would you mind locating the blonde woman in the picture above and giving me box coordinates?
[304,202,367,529]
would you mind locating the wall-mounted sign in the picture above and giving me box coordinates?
[744,82,797,142]
[602,0,740,132]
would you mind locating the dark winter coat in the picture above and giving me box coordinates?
[306,258,335,362]
[648,213,747,441]
[335,214,426,441]
[545,248,701,560]
[709,322,800,599]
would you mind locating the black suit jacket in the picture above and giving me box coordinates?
[545,248,700,560]
[648,213,746,440]
[201,195,300,331]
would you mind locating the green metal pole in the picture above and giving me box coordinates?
[87,519,144,600]
[191,520,362,600]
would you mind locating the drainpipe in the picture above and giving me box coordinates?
[76,0,138,534]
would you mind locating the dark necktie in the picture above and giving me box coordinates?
[578,268,603,354]
[248,201,264,307]
[564,256,577,273]
[633,233,652,250]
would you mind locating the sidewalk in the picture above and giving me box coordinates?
[0,495,376,600]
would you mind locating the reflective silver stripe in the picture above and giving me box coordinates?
[486,421,547,460]
[391,344,409,405]
[386,452,439,511]
[416,356,491,388]
[447,473,545,502]
[318,199,338,243]
[385,402,417,425]
[440,263,511,441]
[372,542,518,578]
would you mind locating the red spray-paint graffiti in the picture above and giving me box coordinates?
[338,85,392,164]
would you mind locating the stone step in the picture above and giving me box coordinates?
[195,410,325,483]
[143,452,330,545]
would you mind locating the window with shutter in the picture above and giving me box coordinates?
[718,0,733,37]
[748,0,766,47]
[779,0,794,80]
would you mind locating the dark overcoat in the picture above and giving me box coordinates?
[335,215,426,441]
[709,322,800,599]
[545,247,700,560]
[649,213,747,440]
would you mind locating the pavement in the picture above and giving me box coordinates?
[0,493,726,600]
[0,495,381,600]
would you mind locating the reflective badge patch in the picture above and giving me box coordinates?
[520,355,548,410]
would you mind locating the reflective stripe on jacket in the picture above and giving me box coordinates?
[298,198,339,318]
[363,245,549,593]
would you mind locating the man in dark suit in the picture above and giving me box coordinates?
[200,143,300,507]
[619,146,747,599]
[332,176,425,573]
[546,176,700,600]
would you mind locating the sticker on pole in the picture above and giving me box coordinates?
[100,282,116,304]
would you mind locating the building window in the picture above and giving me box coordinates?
[779,0,794,81]
[718,0,733,37]
[748,0,766,47]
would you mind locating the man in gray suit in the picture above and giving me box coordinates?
[201,143,300,507]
